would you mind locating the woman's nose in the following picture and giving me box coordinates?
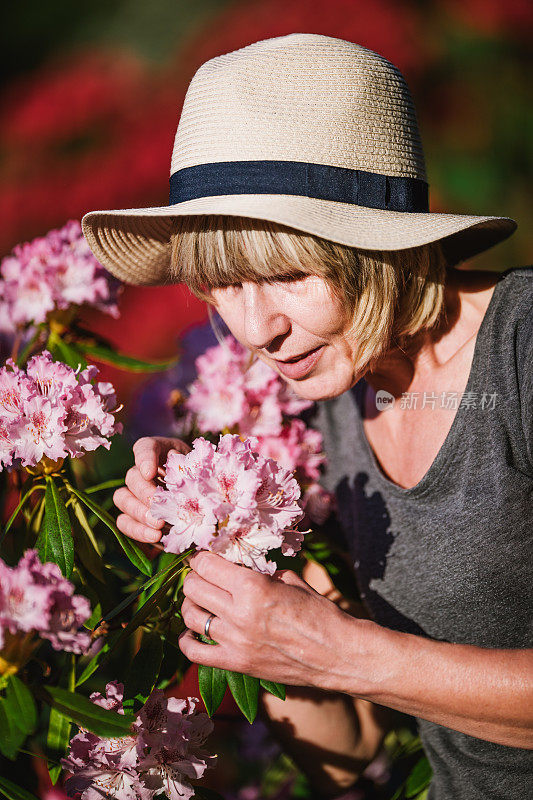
[242,282,290,350]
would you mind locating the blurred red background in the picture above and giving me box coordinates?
[1,0,532,403]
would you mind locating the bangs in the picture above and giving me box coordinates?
[168,213,448,377]
[169,215,338,300]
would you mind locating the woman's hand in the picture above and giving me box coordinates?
[179,551,375,693]
[113,436,190,544]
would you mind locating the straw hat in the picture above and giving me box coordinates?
[81,33,516,285]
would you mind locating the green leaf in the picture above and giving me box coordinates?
[69,496,104,582]
[405,757,432,798]
[1,484,44,545]
[0,699,25,760]
[140,551,180,600]
[84,600,102,630]
[124,631,164,705]
[46,707,71,784]
[0,777,40,800]
[65,483,152,577]
[259,679,286,701]
[38,687,135,738]
[5,676,37,737]
[97,552,187,628]
[30,493,46,538]
[47,333,87,370]
[85,478,125,494]
[36,478,74,577]
[198,665,227,716]
[75,636,117,687]
[47,655,75,784]
[109,576,177,655]
[78,564,182,685]
[79,342,176,373]
[225,672,259,723]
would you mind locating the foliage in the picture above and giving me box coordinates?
[0,220,429,799]
[0,223,211,797]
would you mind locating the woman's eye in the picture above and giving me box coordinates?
[218,283,242,291]
[271,274,304,284]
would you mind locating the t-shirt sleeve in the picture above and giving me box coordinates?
[516,304,533,471]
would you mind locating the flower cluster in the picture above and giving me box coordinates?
[178,336,334,525]
[0,550,91,655]
[0,220,120,332]
[151,434,305,575]
[182,336,325,484]
[63,682,215,800]
[184,336,311,435]
[0,350,122,470]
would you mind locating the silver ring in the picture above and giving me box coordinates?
[204,613,216,639]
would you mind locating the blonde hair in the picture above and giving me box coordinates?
[169,215,448,373]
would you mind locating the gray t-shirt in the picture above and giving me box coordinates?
[314,266,533,800]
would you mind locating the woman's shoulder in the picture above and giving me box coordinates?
[496,265,533,359]
[498,267,533,469]
[484,266,533,365]
[497,265,533,314]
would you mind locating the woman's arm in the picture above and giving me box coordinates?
[259,561,393,795]
[179,552,533,750]
[113,439,533,750]
[366,626,533,748]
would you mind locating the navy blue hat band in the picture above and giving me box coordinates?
[169,160,429,213]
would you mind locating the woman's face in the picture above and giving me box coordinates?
[210,276,363,401]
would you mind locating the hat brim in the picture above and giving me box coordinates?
[81,194,517,286]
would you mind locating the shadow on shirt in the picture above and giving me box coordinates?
[336,472,427,637]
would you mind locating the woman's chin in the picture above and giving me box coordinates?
[285,367,356,402]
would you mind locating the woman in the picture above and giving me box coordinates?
[82,34,532,799]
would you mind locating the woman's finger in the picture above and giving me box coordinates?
[178,629,236,670]
[182,571,233,618]
[116,512,162,544]
[181,596,223,641]
[188,551,264,597]
[133,437,191,481]
[124,466,159,509]
[274,569,318,596]
[132,437,161,480]
[113,486,163,529]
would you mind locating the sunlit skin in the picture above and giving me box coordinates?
[208,268,509,490]
[113,266,533,791]
[207,267,503,404]
[210,276,359,401]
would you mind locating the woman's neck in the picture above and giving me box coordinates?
[363,267,502,398]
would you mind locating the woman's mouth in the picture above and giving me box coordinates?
[272,346,325,380]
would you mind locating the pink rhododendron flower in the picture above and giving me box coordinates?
[179,338,328,506]
[63,683,215,800]
[151,434,305,574]
[255,418,325,482]
[0,550,91,654]
[208,521,284,575]
[0,351,122,470]
[0,220,120,332]
[184,336,312,437]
